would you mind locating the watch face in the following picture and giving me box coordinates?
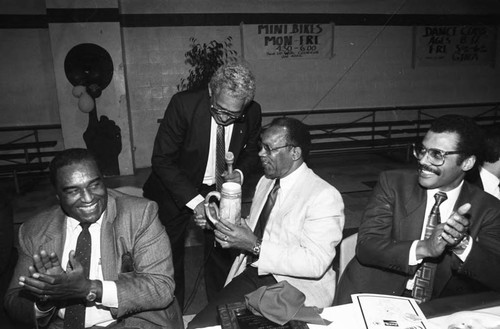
[86,291,97,302]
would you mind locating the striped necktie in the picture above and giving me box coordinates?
[412,192,447,303]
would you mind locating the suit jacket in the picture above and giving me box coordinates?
[4,189,183,329]
[335,169,500,305]
[143,88,262,218]
[225,164,345,308]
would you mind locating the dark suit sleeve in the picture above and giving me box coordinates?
[455,194,500,292]
[233,102,262,178]
[356,171,418,275]
[150,92,200,207]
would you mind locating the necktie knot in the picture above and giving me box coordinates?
[80,222,91,231]
[434,192,447,207]
[272,179,280,191]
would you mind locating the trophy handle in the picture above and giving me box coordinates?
[204,191,220,224]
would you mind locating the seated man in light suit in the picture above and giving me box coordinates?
[335,115,500,305]
[188,117,345,328]
[4,148,183,329]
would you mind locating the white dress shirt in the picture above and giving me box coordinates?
[35,212,118,327]
[406,181,473,290]
[187,117,241,209]
[480,166,500,200]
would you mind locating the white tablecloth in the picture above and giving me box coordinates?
[199,304,500,329]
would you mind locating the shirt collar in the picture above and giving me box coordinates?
[480,166,500,189]
[66,211,105,232]
[426,180,464,207]
[279,162,307,193]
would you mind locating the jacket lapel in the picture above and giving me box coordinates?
[249,178,274,230]
[100,194,118,281]
[40,209,66,256]
[402,182,428,241]
[229,121,246,158]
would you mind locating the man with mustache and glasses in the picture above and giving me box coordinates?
[4,148,182,329]
[335,115,500,306]
[143,62,262,308]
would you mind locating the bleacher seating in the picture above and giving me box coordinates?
[0,124,61,193]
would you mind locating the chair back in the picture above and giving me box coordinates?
[338,232,358,279]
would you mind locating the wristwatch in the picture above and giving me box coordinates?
[86,280,99,302]
[453,234,470,255]
[252,238,262,256]
[86,288,97,302]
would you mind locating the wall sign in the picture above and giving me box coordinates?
[241,23,334,60]
[413,25,497,67]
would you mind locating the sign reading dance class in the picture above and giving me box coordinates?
[413,25,497,67]
[241,23,334,60]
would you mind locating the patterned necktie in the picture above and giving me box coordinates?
[216,124,225,192]
[64,223,92,329]
[412,192,447,304]
[254,179,281,240]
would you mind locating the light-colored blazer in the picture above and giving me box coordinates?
[225,164,345,308]
[4,189,183,329]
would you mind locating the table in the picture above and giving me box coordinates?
[201,292,500,329]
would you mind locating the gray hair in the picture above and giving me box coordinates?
[209,62,256,106]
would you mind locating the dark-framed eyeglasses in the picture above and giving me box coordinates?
[412,143,462,166]
[259,141,294,155]
[210,104,244,120]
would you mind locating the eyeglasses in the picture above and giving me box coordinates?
[259,141,294,155]
[210,104,243,120]
[412,143,462,166]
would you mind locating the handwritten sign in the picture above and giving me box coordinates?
[241,23,334,60]
[413,25,497,67]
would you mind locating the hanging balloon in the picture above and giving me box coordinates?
[72,85,86,98]
[78,92,95,113]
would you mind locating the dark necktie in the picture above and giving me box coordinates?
[64,223,92,329]
[412,192,447,304]
[254,179,280,240]
[216,124,225,192]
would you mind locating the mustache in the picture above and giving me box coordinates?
[419,164,441,175]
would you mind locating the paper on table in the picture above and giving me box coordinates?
[351,294,430,329]
[428,307,500,329]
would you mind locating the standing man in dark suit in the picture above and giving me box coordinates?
[335,115,500,305]
[4,148,182,329]
[143,62,262,308]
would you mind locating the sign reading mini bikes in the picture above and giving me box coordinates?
[241,23,334,60]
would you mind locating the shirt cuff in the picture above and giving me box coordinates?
[235,169,244,185]
[453,236,473,261]
[100,280,119,308]
[34,303,55,318]
[187,195,205,210]
[408,240,422,265]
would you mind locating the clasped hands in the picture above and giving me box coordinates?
[194,206,257,253]
[19,250,91,306]
[418,203,471,259]
[213,217,258,253]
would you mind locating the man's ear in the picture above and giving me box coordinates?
[462,155,476,172]
[208,86,212,98]
[291,146,302,161]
